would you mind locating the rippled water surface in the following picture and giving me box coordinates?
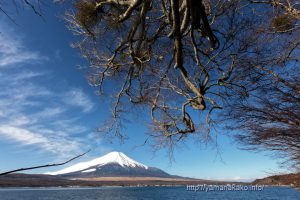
[0,186,299,200]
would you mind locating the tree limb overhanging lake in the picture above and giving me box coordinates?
[0,150,90,176]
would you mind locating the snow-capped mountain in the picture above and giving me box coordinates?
[45,152,173,178]
[46,152,148,175]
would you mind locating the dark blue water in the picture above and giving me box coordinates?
[0,186,299,200]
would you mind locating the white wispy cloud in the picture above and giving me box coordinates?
[0,125,81,156]
[33,107,66,119]
[0,126,47,145]
[64,88,94,112]
[0,81,90,158]
[0,22,98,160]
[0,23,47,67]
[0,71,44,82]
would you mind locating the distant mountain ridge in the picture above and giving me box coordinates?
[253,173,300,189]
[46,151,176,178]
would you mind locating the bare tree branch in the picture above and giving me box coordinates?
[0,149,91,176]
[65,0,299,164]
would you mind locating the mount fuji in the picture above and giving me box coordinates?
[0,152,225,187]
[45,152,174,178]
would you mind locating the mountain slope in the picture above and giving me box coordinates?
[253,173,300,188]
[46,151,175,178]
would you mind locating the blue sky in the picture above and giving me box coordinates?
[0,2,286,182]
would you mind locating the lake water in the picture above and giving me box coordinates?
[0,186,299,200]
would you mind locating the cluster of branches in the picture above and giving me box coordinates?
[249,0,299,19]
[225,66,300,169]
[66,0,246,141]
[65,0,299,153]
[223,28,300,169]
[222,0,299,169]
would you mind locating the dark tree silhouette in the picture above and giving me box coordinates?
[65,0,299,155]
[224,58,300,170]
[221,0,299,169]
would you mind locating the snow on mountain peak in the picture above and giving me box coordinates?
[101,151,148,169]
[45,151,148,175]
